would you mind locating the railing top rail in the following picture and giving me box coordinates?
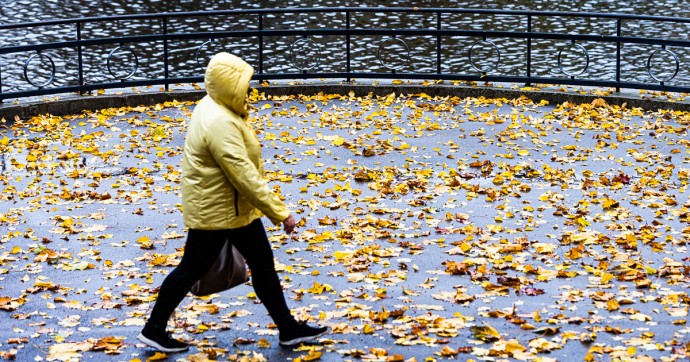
[3,7,690,31]
[4,30,690,56]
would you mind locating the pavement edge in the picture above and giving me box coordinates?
[1,83,688,122]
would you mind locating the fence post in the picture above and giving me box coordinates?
[259,13,264,76]
[163,16,169,91]
[435,11,442,77]
[0,57,3,103]
[616,18,621,93]
[526,14,532,86]
[391,34,397,76]
[346,10,351,82]
[77,21,84,95]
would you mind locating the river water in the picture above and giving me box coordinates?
[1,1,689,95]
[1,0,688,22]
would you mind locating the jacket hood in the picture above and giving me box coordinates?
[204,52,254,117]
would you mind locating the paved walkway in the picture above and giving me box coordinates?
[0,90,688,361]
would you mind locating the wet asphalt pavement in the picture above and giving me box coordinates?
[0,90,688,361]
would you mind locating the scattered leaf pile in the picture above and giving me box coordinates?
[0,90,688,361]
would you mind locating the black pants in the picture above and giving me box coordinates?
[147,219,295,331]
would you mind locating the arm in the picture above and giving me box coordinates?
[207,119,290,226]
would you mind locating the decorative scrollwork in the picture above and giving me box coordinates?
[377,37,409,71]
[290,38,322,71]
[107,46,138,80]
[196,40,215,67]
[468,40,500,73]
[23,52,56,88]
[557,43,590,77]
[647,48,679,83]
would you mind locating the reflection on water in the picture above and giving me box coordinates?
[1,1,689,95]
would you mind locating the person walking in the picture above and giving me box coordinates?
[137,52,328,352]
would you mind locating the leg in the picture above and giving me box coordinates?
[229,219,328,347]
[230,219,328,346]
[229,219,296,330]
[147,229,227,329]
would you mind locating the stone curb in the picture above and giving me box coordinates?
[1,83,689,121]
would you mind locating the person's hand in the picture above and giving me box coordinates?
[283,214,296,234]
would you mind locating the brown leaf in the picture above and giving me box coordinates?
[521,287,545,296]
[533,326,560,336]
[444,261,469,275]
[7,338,28,345]
[497,276,521,286]
[233,337,256,346]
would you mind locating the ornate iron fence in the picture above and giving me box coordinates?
[2,7,690,102]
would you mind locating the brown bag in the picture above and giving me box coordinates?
[190,241,248,296]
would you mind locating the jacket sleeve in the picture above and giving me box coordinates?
[206,118,290,225]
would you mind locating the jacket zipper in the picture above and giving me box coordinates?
[234,188,239,217]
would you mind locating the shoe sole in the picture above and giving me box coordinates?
[279,329,328,347]
[137,333,189,353]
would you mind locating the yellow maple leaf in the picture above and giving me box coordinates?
[470,323,501,342]
[602,198,619,209]
[147,352,168,361]
[307,282,333,295]
[601,273,614,284]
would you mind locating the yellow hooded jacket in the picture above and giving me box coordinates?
[181,52,290,230]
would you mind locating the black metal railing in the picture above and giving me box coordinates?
[2,7,690,102]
